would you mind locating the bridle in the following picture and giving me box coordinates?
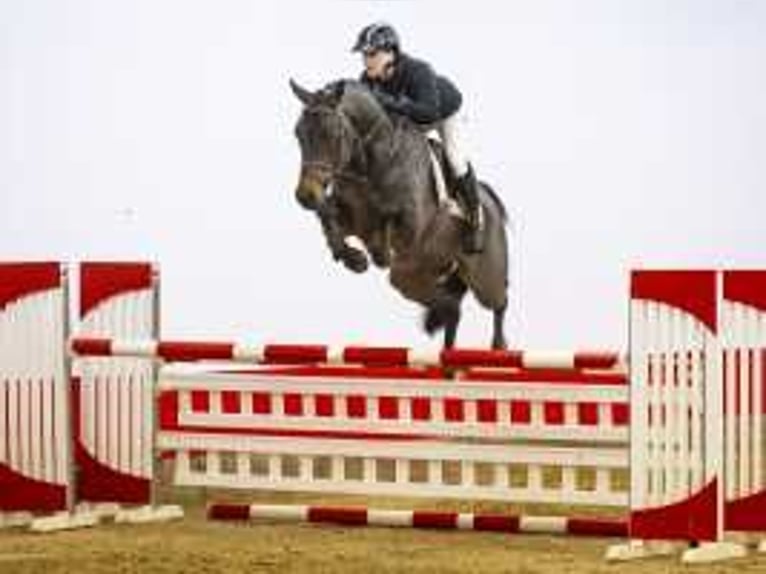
[299,104,389,187]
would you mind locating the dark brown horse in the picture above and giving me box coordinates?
[290,79,509,349]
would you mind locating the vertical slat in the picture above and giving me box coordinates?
[595,467,611,501]
[237,452,249,480]
[689,327,705,491]
[629,297,649,514]
[118,367,131,476]
[209,390,222,416]
[208,451,221,479]
[563,403,578,430]
[395,458,408,484]
[268,454,279,481]
[298,455,311,482]
[704,270,724,541]
[463,460,474,487]
[675,313,691,496]
[363,458,376,484]
[173,450,190,484]
[331,455,344,483]
[754,311,765,494]
[496,462,510,490]
[649,303,664,507]
[528,464,543,498]
[738,304,751,496]
[497,401,511,431]
[561,465,576,498]
[428,460,441,487]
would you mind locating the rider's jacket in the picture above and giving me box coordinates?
[360,52,463,125]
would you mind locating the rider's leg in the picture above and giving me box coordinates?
[438,112,483,253]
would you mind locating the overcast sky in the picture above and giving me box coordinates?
[2,0,764,350]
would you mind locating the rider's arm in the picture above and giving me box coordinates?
[383,60,441,124]
[371,62,441,124]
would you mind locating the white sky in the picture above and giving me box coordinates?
[2,0,765,351]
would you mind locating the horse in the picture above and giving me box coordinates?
[290,79,509,349]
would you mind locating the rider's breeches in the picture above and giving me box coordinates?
[436,111,470,178]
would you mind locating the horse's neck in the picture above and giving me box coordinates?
[369,122,434,198]
[343,89,440,228]
[342,90,396,170]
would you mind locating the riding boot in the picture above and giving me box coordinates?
[456,164,484,253]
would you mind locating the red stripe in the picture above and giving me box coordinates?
[342,347,410,366]
[158,341,235,362]
[263,345,328,364]
[0,262,61,309]
[473,514,520,533]
[630,478,719,542]
[573,352,622,370]
[566,517,627,537]
[412,511,458,529]
[441,348,523,368]
[70,337,113,357]
[207,503,251,521]
[80,262,153,318]
[631,270,718,333]
[724,270,766,314]
[308,506,368,525]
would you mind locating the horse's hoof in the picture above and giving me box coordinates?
[341,248,369,274]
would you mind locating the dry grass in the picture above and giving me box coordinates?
[1,488,765,574]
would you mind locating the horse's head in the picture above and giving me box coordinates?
[290,79,355,210]
[290,79,390,210]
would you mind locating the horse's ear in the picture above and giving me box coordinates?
[289,78,316,106]
[331,80,346,101]
[315,80,346,107]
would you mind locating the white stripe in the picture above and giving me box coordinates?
[406,349,441,367]
[367,509,413,527]
[232,344,265,363]
[456,513,474,530]
[519,515,567,534]
[112,339,158,359]
[325,346,345,365]
[250,504,308,522]
[521,351,576,370]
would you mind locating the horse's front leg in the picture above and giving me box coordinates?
[367,219,392,268]
[316,198,369,274]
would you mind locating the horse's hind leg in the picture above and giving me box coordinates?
[492,303,508,350]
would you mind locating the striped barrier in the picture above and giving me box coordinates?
[208,503,628,538]
[70,336,624,370]
[1,261,766,564]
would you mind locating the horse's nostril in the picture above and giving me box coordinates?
[295,189,316,209]
[295,178,325,210]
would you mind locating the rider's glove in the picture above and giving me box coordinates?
[373,90,410,115]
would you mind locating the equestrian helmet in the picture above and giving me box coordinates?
[352,22,400,54]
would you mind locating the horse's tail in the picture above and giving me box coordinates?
[480,180,507,223]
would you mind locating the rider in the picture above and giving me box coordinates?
[352,22,484,253]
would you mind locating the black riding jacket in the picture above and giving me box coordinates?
[361,52,463,125]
